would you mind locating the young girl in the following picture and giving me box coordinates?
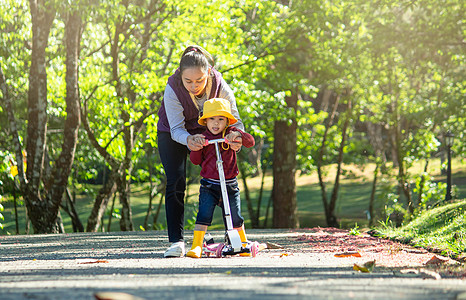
[187,98,255,258]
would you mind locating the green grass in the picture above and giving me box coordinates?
[374,199,466,257]
[1,157,465,235]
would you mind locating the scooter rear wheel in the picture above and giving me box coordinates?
[215,243,225,258]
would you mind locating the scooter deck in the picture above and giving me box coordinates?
[203,240,267,258]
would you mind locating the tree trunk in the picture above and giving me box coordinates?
[327,97,352,228]
[112,12,135,232]
[117,116,136,231]
[64,188,84,232]
[107,192,118,232]
[86,172,118,232]
[24,1,56,233]
[366,121,385,227]
[316,91,340,227]
[46,10,82,226]
[143,148,156,230]
[26,0,55,199]
[393,125,413,214]
[368,163,379,227]
[26,1,81,233]
[118,172,134,231]
[238,162,259,228]
[272,90,299,228]
[8,3,83,234]
[12,184,20,234]
[143,194,154,230]
[152,192,165,229]
[255,161,268,228]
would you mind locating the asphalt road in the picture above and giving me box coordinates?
[0,229,465,300]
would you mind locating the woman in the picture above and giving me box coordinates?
[157,45,244,257]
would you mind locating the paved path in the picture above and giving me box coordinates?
[0,229,465,300]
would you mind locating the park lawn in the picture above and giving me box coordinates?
[1,158,465,235]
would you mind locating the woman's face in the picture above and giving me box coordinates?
[206,116,228,135]
[181,67,210,96]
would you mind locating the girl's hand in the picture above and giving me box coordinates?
[225,131,242,151]
[187,134,206,151]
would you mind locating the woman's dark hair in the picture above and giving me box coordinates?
[179,45,214,74]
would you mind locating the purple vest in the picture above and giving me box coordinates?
[157,68,223,135]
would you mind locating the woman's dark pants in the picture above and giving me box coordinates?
[158,131,187,243]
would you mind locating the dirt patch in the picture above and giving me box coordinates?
[283,227,466,279]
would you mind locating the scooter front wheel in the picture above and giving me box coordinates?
[251,241,259,257]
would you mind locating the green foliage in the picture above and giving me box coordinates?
[0,0,30,153]
[376,200,466,256]
[413,174,447,211]
[1,0,464,232]
[376,171,409,226]
[0,151,17,195]
[0,197,3,230]
[0,151,10,230]
[296,103,327,174]
[349,223,361,236]
[107,208,121,220]
[184,201,198,230]
[232,79,290,136]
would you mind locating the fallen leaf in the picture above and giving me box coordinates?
[425,255,449,265]
[78,260,109,264]
[94,291,144,300]
[280,253,289,258]
[225,270,232,275]
[334,251,362,258]
[353,260,376,273]
[266,242,283,249]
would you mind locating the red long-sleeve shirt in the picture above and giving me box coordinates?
[190,127,255,180]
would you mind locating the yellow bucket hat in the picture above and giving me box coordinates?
[198,98,237,126]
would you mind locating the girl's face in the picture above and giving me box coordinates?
[205,116,228,135]
[181,67,210,96]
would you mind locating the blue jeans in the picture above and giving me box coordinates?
[196,178,244,228]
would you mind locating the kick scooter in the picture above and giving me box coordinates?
[202,138,265,257]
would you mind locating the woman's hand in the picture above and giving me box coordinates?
[187,134,206,151]
[225,131,242,152]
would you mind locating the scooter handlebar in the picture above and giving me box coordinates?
[207,138,226,145]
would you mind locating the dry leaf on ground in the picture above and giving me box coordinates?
[94,291,144,300]
[334,251,362,258]
[266,242,283,249]
[353,260,376,273]
[78,260,109,264]
[425,255,449,265]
